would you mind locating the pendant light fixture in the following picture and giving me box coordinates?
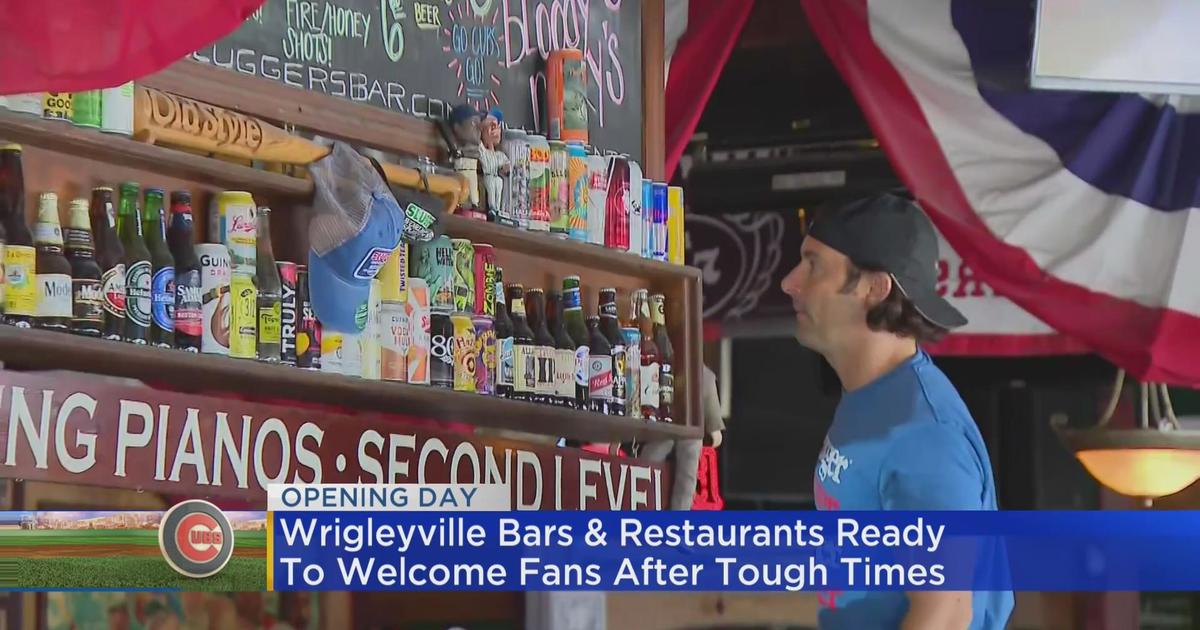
[1056,370,1200,504]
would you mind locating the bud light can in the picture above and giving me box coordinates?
[430,312,454,388]
[622,327,641,418]
[473,314,495,395]
[451,312,477,392]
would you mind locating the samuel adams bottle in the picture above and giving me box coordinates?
[167,192,202,352]
[89,187,124,340]
[117,182,151,344]
[63,198,103,336]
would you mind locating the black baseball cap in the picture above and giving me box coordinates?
[806,193,968,330]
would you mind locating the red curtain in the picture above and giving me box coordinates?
[0,0,265,94]
[665,0,756,179]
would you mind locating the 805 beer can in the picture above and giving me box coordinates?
[451,238,475,314]
[473,244,496,317]
[278,262,298,366]
[473,314,495,395]
[430,312,454,388]
[452,313,477,393]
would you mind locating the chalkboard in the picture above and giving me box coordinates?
[191,0,643,159]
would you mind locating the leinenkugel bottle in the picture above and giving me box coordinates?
[493,267,514,399]
[599,288,627,416]
[33,193,72,331]
[507,284,536,402]
[89,187,125,340]
[634,289,660,421]
[562,275,590,411]
[142,188,174,348]
[63,198,103,336]
[117,182,151,344]
[1,145,32,328]
[255,207,282,362]
[167,192,202,352]
[526,288,557,405]
[547,289,577,409]
[651,293,674,423]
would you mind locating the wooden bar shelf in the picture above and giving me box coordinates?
[0,327,701,443]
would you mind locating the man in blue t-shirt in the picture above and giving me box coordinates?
[780,194,1013,630]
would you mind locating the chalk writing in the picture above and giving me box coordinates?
[414,2,443,29]
[381,0,407,61]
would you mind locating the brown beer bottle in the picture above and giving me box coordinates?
[33,193,72,331]
[506,284,537,402]
[1,145,35,328]
[525,288,558,405]
[89,187,125,340]
[651,293,675,424]
[63,198,103,337]
[599,288,627,416]
[633,289,660,421]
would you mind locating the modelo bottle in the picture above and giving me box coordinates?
[33,193,72,332]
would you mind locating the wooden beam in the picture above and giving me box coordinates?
[642,0,667,181]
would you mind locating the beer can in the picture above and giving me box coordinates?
[360,279,382,380]
[42,93,73,121]
[430,312,454,388]
[587,153,609,246]
[473,314,495,395]
[546,49,589,144]
[278,262,298,366]
[321,332,345,375]
[622,327,641,418]
[101,82,135,136]
[379,249,408,382]
[406,278,431,385]
[209,191,257,276]
[197,244,231,356]
[627,159,644,256]
[526,135,551,232]
[296,264,320,369]
[376,242,408,302]
[548,140,569,236]
[452,313,477,392]
[415,235,453,313]
[499,129,526,228]
[605,155,630,251]
[566,143,589,242]
[3,94,43,117]
[641,180,654,259]
[451,238,475,314]
[473,243,496,317]
[668,186,686,265]
[70,91,102,128]
[229,272,257,359]
[341,332,363,377]
[652,183,669,262]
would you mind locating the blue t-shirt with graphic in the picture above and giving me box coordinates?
[813,350,1013,630]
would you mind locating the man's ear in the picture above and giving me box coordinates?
[864,272,893,308]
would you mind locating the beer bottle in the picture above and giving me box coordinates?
[493,267,514,399]
[255,207,282,362]
[525,288,557,405]
[506,284,536,402]
[2,145,35,328]
[142,189,174,348]
[117,182,151,344]
[599,288,627,416]
[89,187,125,340]
[63,198,103,336]
[166,192,201,352]
[634,289,660,421]
[547,290,577,409]
[33,193,72,331]
[651,293,674,423]
[562,275,591,410]
[586,316,613,415]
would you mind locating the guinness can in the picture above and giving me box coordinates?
[278,262,298,366]
[197,244,231,356]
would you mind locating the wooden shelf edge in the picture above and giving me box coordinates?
[0,327,701,444]
[0,111,312,198]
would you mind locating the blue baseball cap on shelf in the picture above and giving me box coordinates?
[307,142,442,333]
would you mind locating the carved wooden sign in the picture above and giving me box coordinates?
[0,370,666,510]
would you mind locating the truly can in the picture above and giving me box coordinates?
[296,264,320,369]
[627,159,644,256]
[70,91,102,128]
[430,312,454,388]
[229,272,257,359]
[197,244,231,356]
[278,261,299,366]
[473,243,496,317]
[415,235,453,313]
[668,186,686,265]
[450,312,476,392]
[209,191,257,276]
[101,82,135,136]
[499,129,528,228]
[622,327,641,418]
[42,93,72,121]
[548,140,569,236]
[604,155,630,251]
[473,314,495,395]
[406,278,431,385]
[652,183,669,262]
[641,180,654,259]
[566,142,589,242]
[587,153,609,246]
[451,238,475,314]
[527,135,551,232]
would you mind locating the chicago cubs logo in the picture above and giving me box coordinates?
[158,500,235,578]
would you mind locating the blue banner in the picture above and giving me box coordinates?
[268,511,1200,592]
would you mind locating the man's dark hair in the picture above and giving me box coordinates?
[840,264,948,344]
